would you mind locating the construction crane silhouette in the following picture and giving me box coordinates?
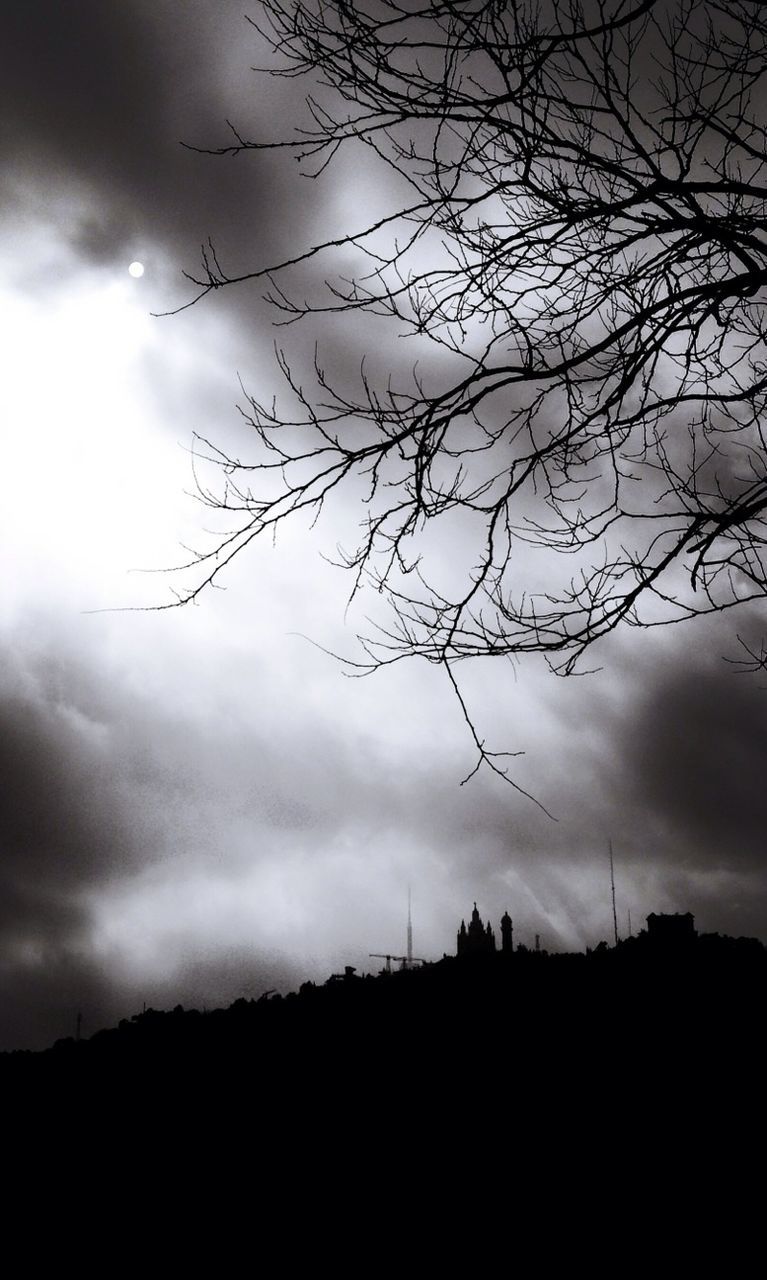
[370,953,427,973]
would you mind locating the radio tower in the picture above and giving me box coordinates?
[609,840,619,946]
[407,886,413,966]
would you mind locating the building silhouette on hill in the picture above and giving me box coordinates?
[457,904,514,957]
[457,903,495,955]
[456,906,703,961]
[646,911,696,946]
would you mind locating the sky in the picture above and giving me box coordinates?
[2,1,767,1051]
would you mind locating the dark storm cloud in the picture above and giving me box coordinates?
[0,631,311,1049]
[0,648,146,1049]
[0,1,297,279]
[627,653,767,872]
[0,678,135,933]
[530,625,767,942]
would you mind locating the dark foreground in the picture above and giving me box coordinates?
[5,930,766,1215]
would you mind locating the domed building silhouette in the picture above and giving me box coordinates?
[456,904,514,957]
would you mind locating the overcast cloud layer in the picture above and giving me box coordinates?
[2,2,767,1050]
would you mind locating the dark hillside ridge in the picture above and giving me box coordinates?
[4,912,765,1093]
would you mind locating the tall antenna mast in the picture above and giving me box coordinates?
[609,840,619,946]
[407,886,413,966]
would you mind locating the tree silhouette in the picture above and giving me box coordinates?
[166,0,767,784]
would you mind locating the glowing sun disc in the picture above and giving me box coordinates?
[128,261,144,278]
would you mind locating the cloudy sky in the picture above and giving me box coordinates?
[2,1,767,1050]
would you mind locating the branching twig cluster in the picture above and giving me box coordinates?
[162,1,767,794]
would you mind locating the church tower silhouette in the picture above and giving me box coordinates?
[457,903,497,956]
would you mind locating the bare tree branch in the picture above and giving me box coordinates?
[158,0,767,798]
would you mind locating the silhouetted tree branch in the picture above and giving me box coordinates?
[164,0,767,785]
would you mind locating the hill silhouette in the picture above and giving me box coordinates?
[6,908,766,1199]
[5,911,765,1092]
